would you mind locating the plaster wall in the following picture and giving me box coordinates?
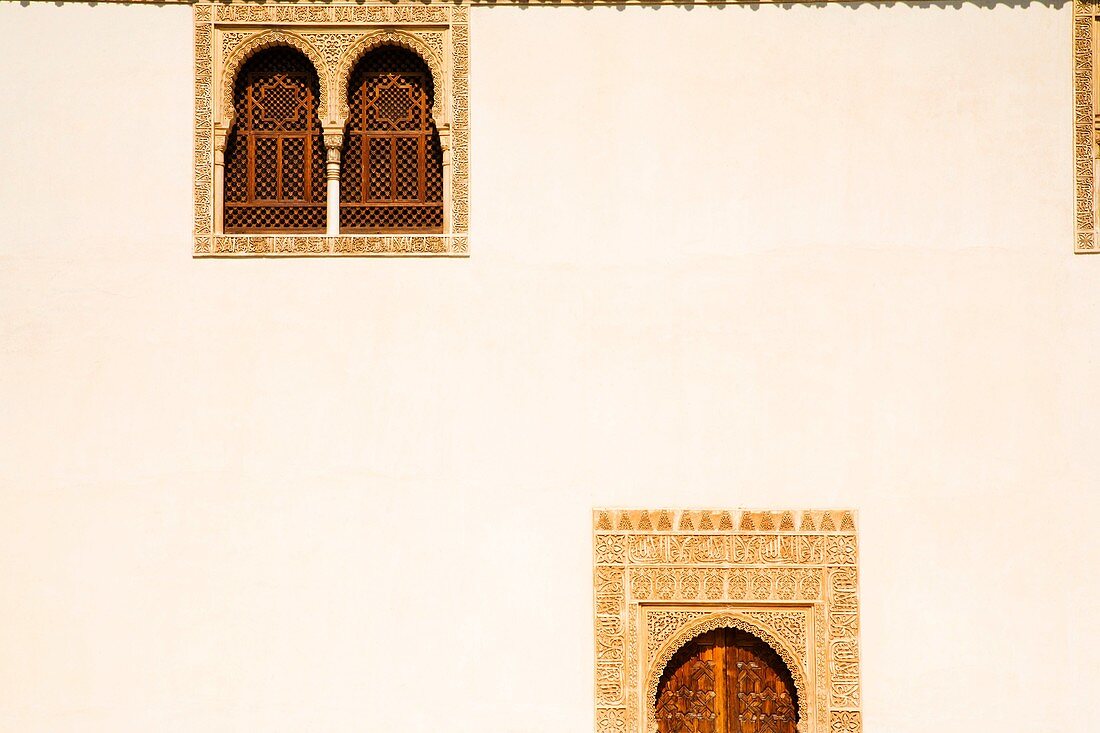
[1,3,1097,732]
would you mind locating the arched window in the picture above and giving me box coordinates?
[656,628,798,733]
[224,47,326,233]
[340,45,444,233]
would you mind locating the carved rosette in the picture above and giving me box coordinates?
[594,509,861,733]
[193,2,469,257]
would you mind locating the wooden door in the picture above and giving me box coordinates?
[656,629,797,733]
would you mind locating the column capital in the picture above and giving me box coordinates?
[213,125,230,152]
[322,126,345,151]
[213,128,228,167]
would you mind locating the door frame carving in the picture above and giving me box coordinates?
[593,509,862,733]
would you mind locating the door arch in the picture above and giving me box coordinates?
[655,628,798,733]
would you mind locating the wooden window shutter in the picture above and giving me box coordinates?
[340,45,444,233]
[224,47,326,233]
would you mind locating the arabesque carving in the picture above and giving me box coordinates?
[334,30,447,125]
[1076,0,1098,253]
[594,509,861,733]
[645,608,809,663]
[193,2,469,256]
[220,30,331,126]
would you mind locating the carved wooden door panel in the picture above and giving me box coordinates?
[656,632,722,733]
[656,629,797,733]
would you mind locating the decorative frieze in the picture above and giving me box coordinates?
[198,234,467,256]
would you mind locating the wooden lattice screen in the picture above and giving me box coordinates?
[224,47,326,233]
[340,45,444,233]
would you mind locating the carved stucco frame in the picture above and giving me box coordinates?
[193,2,469,257]
[1075,0,1097,253]
[594,509,862,733]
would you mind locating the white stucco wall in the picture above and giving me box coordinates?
[1,2,1097,731]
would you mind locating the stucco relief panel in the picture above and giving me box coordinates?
[1076,0,1098,253]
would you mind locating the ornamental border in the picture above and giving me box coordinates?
[1074,0,1097,253]
[192,2,470,257]
[593,509,862,733]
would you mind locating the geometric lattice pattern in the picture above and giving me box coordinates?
[594,509,862,733]
[222,205,325,232]
[341,203,443,231]
[341,45,444,232]
[656,637,719,733]
[224,46,325,233]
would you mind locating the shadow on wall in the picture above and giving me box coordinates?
[16,0,197,8]
[11,0,1074,10]
[492,0,1070,10]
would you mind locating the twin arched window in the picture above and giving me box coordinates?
[224,44,443,234]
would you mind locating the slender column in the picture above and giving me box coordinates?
[213,129,228,235]
[323,131,343,236]
[439,125,452,235]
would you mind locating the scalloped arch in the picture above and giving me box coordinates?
[646,613,809,733]
[221,31,332,126]
[334,31,446,125]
